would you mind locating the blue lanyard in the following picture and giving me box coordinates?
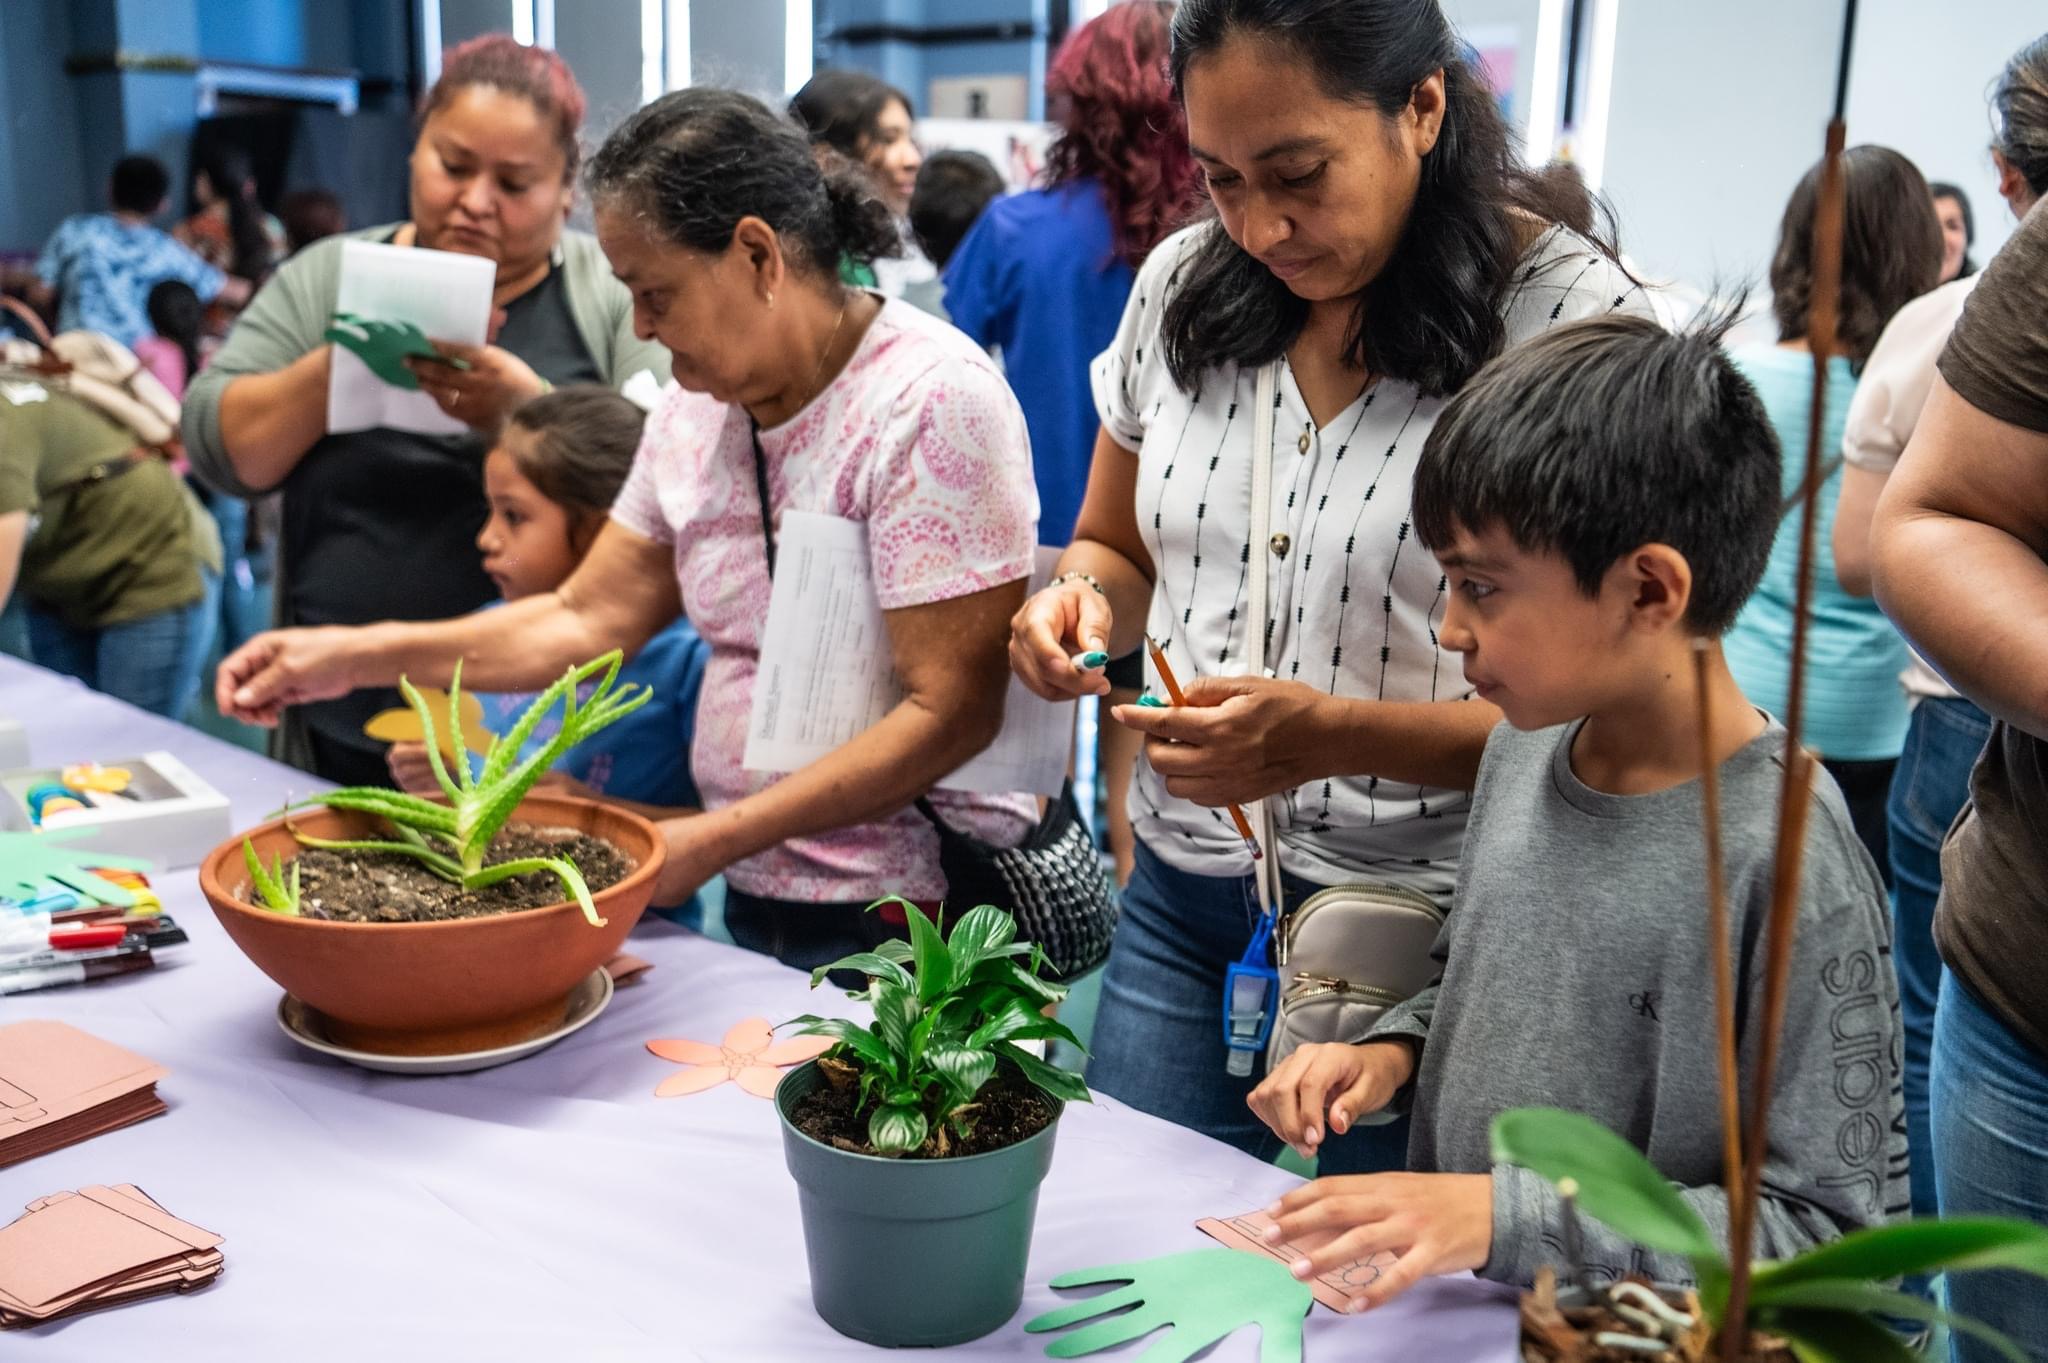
[1222,889,1280,1076]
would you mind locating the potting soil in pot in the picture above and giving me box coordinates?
[249,824,633,923]
[790,1066,1057,1158]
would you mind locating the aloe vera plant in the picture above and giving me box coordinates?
[1492,1107,2048,1362]
[242,839,301,915]
[263,651,651,927]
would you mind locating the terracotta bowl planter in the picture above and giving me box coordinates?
[198,794,664,1057]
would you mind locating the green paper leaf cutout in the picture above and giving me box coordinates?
[1026,1249,1311,1363]
[324,312,441,390]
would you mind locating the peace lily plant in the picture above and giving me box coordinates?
[776,899,1089,1347]
[239,651,650,926]
[789,898,1090,1157]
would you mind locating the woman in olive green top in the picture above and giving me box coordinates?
[181,35,667,784]
[0,376,219,717]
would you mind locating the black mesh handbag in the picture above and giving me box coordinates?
[914,784,1118,980]
[751,418,1118,979]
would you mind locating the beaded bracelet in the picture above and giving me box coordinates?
[1050,570,1106,596]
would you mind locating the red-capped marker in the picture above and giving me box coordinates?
[48,924,128,951]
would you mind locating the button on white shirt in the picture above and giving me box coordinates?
[1092,222,1656,897]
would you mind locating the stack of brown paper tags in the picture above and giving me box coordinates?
[0,1021,166,1168]
[0,1185,222,1326]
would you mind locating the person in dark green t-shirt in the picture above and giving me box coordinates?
[0,375,217,717]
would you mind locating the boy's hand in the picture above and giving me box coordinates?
[1265,1172,1493,1311]
[1248,1041,1415,1158]
[386,741,442,796]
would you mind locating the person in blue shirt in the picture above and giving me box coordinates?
[32,156,248,348]
[941,0,1203,883]
[942,1,1201,552]
[386,386,711,928]
[1723,145,1943,884]
[905,150,1005,319]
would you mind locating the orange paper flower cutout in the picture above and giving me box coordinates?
[647,1017,833,1099]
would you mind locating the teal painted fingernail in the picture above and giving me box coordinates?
[1137,694,1167,708]
[1077,651,1109,669]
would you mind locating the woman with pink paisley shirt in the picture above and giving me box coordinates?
[215,90,1039,970]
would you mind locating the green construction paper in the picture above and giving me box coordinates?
[1026,1248,1312,1363]
[323,312,469,391]
[0,829,146,906]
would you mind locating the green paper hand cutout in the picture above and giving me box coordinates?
[323,312,468,391]
[0,829,147,906]
[1026,1249,1312,1363]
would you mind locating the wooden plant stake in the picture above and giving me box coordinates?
[1691,642,1743,1236]
[1719,1,1859,1352]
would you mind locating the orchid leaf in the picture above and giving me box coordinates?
[1490,1108,1727,1286]
[1750,1217,2048,1299]
[1753,1281,2029,1363]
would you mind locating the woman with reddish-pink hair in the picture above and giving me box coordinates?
[944,1,1201,881]
[946,2,1198,552]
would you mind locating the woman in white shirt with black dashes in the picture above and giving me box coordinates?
[1010,0,1653,1169]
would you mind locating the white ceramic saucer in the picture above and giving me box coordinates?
[275,968,614,1075]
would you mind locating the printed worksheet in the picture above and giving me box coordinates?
[744,513,1072,797]
[326,240,494,437]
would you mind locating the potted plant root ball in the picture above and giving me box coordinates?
[198,652,666,1056]
[777,898,1090,1347]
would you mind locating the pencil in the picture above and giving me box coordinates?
[1142,634,1264,862]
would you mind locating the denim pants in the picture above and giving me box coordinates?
[722,888,913,988]
[1887,696,1992,1220]
[1824,755,1896,890]
[26,570,219,720]
[1931,970,2048,1363]
[1086,838,1412,1171]
[198,487,274,656]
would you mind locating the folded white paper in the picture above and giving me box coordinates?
[745,513,1072,797]
[326,240,495,437]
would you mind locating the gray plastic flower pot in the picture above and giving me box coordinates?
[775,1060,1063,1348]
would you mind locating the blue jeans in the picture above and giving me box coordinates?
[1087,838,1412,1171]
[26,571,220,720]
[197,486,275,656]
[722,888,910,983]
[1888,696,1992,1220]
[1931,970,2048,1363]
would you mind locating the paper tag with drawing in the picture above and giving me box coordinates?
[743,512,1072,797]
[1197,1209,1398,1312]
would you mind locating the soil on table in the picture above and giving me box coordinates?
[248,823,634,923]
[791,1063,1058,1159]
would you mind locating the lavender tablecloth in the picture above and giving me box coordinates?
[0,657,1518,1361]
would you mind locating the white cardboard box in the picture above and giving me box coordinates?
[0,750,232,871]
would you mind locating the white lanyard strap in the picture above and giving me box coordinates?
[1247,361,1283,916]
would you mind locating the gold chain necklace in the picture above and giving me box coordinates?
[801,297,851,411]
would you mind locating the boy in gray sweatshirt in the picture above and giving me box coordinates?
[1248,313,1907,1310]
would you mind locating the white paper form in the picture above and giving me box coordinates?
[326,240,495,437]
[744,513,1074,797]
